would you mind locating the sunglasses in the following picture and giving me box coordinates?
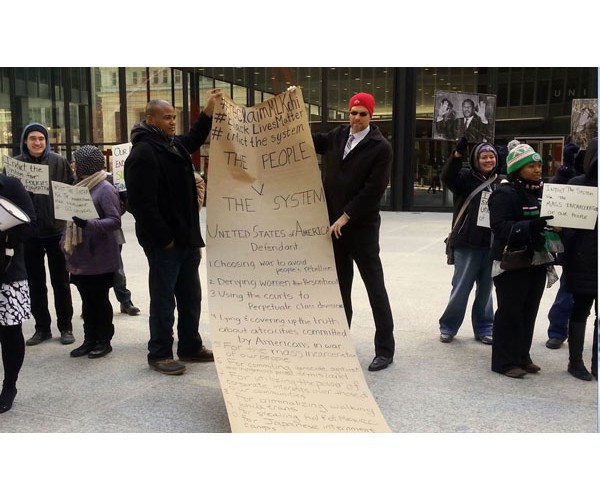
[350,111,369,117]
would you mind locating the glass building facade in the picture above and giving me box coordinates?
[1,67,597,211]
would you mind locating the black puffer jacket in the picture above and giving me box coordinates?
[562,138,597,295]
[124,113,212,252]
[488,180,547,263]
[441,143,502,249]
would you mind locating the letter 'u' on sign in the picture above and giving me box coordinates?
[206,88,391,432]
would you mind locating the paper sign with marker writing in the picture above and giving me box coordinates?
[3,155,50,195]
[207,89,391,433]
[111,143,131,192]
[541,183,598,230]
[52,181,99,221]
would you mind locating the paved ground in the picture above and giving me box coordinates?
[1,210,597,434]
[2,210,597,498]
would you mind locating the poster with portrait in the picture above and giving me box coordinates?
[433,91,496,143]
[570,99,597,150]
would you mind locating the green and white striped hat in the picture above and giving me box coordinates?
[506,144,542,175]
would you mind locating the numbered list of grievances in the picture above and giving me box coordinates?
[206,89,390,432]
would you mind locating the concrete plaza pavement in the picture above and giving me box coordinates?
[1,210,597,434]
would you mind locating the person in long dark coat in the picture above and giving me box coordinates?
[561,137,598,380]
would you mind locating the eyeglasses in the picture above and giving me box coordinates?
[350,111,368,117]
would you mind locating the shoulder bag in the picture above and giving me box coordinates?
[445,174,497,264]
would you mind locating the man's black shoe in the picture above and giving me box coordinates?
[60,330,75,345]
[26,330,52,346]
[368,356,393,372]
[70,340,96,358]
[88,342,112,359]
[120,302,140,316]
[546,338,565,349]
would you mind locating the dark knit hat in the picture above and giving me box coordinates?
[506,144,542,175]
[349,92,375,117]
[23,123,49,140]
[73,145,106,177]
[563,142,580,167]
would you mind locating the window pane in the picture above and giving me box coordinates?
[91,67,120,143]
[126,67,148,137]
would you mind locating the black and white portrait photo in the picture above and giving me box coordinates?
[433,91,496,143]
[571,99,597,149]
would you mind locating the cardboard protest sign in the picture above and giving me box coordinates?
[207,88,390,432]
[3,155,50,194]
[51,181,99,221]
[111,143,131,192]
[541,183,598,230]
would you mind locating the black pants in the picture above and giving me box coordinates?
[0,324,25,390]
[113,246,132,304]
[333,236,395,358]
[492,265,547,373]
[71,273,115,344]
[570,294,598,368]
[24,235,73,333]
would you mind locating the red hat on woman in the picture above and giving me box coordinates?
[349,92,375,117]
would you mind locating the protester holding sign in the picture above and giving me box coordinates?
[438,140,502,345]
[311,92,395,372]
[561,138,598,381]
[0,174,36,413]
[62,146,121,359]
[488,144,558,378]
[13,123,75,347]
[124,90,221,375]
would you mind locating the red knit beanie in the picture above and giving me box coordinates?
[349,92,375,117]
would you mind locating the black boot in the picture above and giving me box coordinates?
[0,385,17,414]
[70,340,96,358]
[120,301,140,316]
[568,321,592,381]
[88,341,112,359]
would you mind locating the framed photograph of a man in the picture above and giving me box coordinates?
[433,91,496,143]
[571,99,598,150]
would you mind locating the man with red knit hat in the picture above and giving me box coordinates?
[312,92,395,371]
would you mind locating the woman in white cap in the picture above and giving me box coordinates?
[62,145,122,359]
[487,144,557,378]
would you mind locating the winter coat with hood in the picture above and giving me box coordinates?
[441,142,502,249]
[124,112,212,252]
[562,137,598,296]
[13,123,75,238]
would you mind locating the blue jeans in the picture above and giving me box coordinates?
[145,246,203,362]
[439,246,494,338]
[547,272,573,340]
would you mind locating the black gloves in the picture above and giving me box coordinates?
[456,136,468,155]
[72,216,87,228]
[530,215,553,233]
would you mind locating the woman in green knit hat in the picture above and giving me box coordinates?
[487,144,559,378]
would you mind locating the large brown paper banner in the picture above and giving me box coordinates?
[207,89,390,433]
